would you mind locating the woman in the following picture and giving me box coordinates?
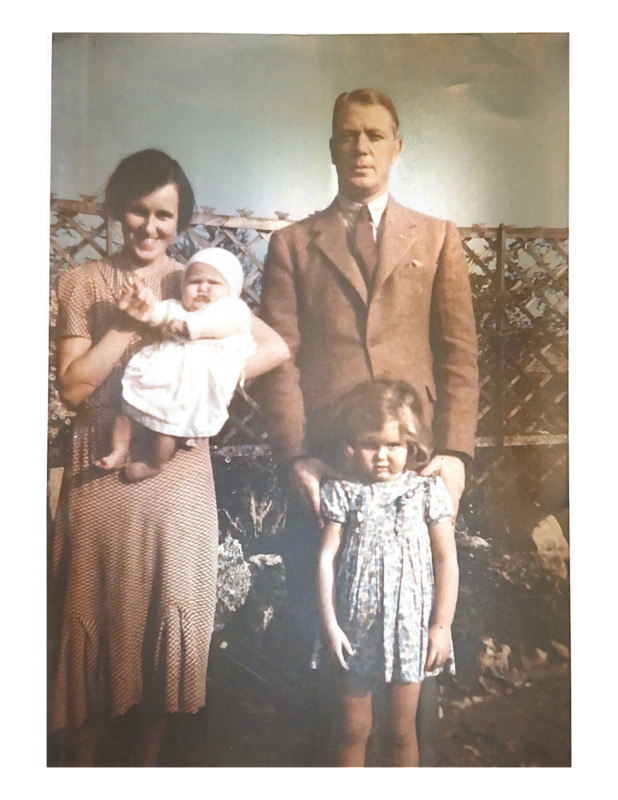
[49,149,289,766]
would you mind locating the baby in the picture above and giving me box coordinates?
[96,248,256,481]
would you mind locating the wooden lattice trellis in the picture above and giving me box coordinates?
[49,199,568,516]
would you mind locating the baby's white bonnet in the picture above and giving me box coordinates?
[186,248,244,297]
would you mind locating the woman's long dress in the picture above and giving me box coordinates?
[49,258,219,731]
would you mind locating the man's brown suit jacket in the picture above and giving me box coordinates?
[259,196,479,462]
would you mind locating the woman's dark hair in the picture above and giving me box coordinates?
[103,149,196,232]
[326,378,431,470]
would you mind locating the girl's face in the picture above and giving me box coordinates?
[121,182,179,267]
[182,262,231,311]
[351,419,409,482]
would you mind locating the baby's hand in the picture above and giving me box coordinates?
[118,275,156,323]
[425,624,451,673]
[163,319,189,338]
[324,623,355,670]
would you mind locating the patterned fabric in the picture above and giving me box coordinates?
[317,471,456,683]
[49,258,219,731]
[122,297,255,438]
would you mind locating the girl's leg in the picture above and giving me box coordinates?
[71,710,166,767]
[125,433,177,482]
[336,689,373,767]
[95,414,131,470]
[131,714,167,767]
[70,719,99,766]
[387,682,422,767]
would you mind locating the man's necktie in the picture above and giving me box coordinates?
[353,204,378,284]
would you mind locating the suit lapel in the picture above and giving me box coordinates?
[311,201,369,305]
[373,198,421,298]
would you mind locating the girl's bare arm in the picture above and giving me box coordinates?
[425,517,459,671]
[58,277,156,408]
[317,521,353,669]
[243,315,290,380]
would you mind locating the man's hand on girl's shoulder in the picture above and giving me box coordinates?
[421,454,465,508]
[289,456,327,526]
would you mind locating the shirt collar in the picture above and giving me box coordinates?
[337,191,389,227]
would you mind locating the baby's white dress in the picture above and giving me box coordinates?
[122,296,255,438]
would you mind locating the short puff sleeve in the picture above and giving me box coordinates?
[320,479,351,524]
[424,476,455,525]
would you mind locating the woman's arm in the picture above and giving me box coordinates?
[317,521,353,669]
[58,331,136,408]
[243,315,290,380]
[425,517,459,672]
[58,277,152,408]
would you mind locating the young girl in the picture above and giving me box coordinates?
[96,247,260,481]
[315,378,459,767]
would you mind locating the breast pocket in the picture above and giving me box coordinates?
[392,260,434,299]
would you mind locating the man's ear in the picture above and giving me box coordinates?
[393,136,403,164]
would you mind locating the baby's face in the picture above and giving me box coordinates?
[182,262,231,311]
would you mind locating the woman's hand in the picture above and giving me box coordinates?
[324,622,355,671]
[162,319,189,339]
[58,275,157,407]
[118,274,157,324]
[424,624,451,673]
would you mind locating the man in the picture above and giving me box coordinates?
[258,88,479,765]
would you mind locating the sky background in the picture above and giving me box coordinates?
[51,32,568,227]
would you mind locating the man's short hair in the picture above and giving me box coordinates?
[332,89,400,134]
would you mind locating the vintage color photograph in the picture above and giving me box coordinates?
[47,31,569,768]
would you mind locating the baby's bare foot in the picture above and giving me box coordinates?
[95,450,127,471]
[124,461,161,482]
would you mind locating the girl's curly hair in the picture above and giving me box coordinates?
[324,378,431,470]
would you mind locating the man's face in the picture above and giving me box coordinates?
[330,102,402,203]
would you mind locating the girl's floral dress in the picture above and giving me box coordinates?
[317,470,456,683]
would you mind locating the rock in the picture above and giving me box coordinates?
[477,637,524,692]
[249,553,283,569]
[478,637,512,679]
[214,534,252,631]
[479,675,504,695]
[450,697,474,709]
[521,648,549,671]
[456,531,491,549]
[244,552,287,633]
[550,641,570,660]
[531,515,569,579]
